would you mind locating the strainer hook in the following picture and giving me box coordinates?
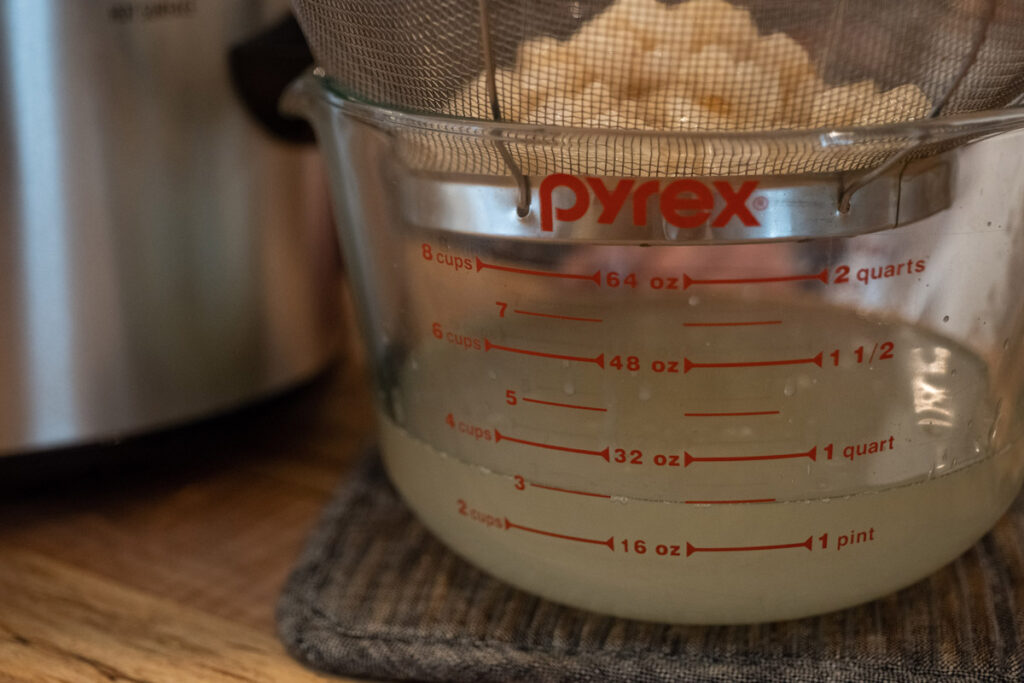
[839,0,998,213]
[479,0,532,218]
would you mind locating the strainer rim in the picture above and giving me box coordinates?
[312,73,1024,145]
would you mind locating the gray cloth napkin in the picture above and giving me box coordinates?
[277,452,1024,682]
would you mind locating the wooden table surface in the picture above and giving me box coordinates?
[0,349,376,681]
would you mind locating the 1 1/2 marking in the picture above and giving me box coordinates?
[829,342,895,366]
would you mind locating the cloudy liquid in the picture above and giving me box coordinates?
[377,302,1023,622]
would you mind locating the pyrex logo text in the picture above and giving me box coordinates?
[539,174,761,232]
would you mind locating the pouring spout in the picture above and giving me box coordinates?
[279,69,327,133]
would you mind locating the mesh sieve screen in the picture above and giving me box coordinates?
[294,0,1024,126]
[293,0,1024,174]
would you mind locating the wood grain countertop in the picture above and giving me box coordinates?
[0,352,376,682]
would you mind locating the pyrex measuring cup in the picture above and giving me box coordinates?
[288,72,1024,623]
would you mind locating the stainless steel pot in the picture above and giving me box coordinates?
[0,0,341,456]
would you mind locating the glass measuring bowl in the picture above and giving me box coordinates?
[287,73,1024,623]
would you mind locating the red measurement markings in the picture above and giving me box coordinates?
[683,351,823,373]
[684,446,817,467]
[685,498,777,504]
[504,518,615,550]
[484,339,605,367]
[494,429,611,461]
[684,410,780,418]
[522,397,607,412]
[682,268,829,290]
[684,320,782,328]
[529,482,612,499]
[685,536,813,556]
[513,309,603,323]
[476,257,601,284]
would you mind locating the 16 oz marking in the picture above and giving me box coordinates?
[620,539,682,556]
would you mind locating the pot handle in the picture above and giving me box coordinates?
[229,14,315,144]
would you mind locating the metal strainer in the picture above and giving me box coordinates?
[290,0,1024,203]
[292,0,1024,127]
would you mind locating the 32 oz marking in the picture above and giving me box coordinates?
[613,449,681,467]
